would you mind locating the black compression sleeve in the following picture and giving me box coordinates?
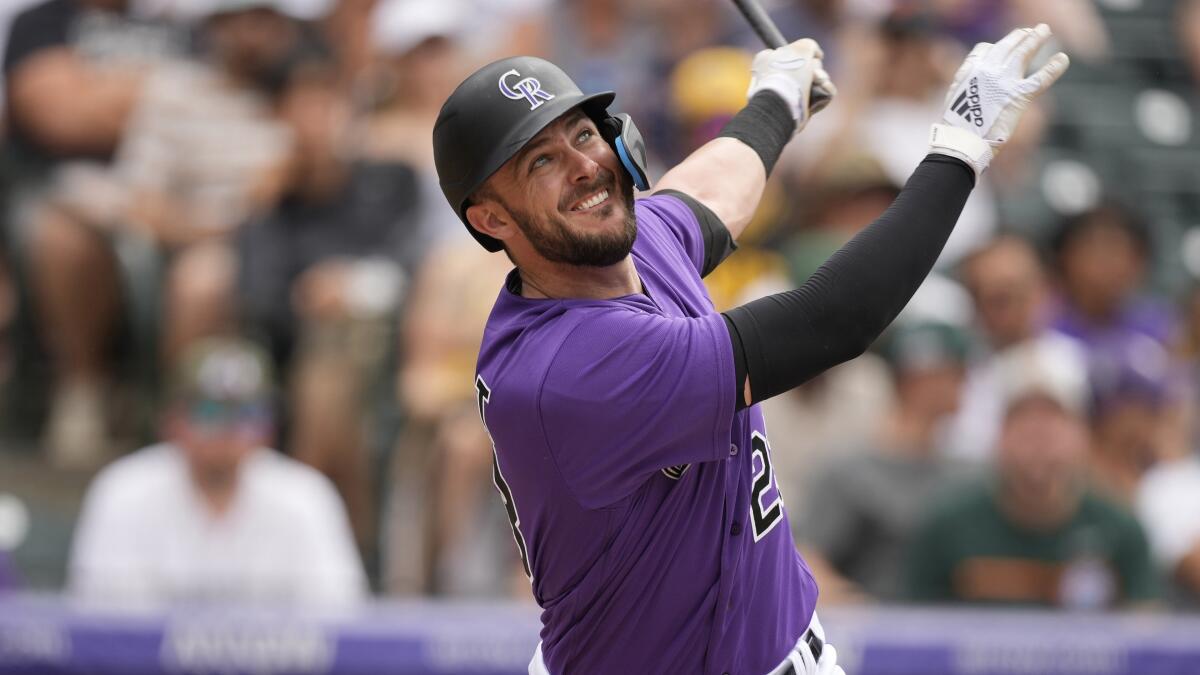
[722,155,975,409]
[717,91,795,175]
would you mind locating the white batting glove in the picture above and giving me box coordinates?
[748,38,837,132]
[929,23,1070,178]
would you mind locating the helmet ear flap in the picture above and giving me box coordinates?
[598,113,650,191]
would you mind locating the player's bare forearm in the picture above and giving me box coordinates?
[653,137,766,242]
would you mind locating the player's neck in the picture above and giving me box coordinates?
[518,257,641,300]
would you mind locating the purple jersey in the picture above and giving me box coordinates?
[475,193,817,674]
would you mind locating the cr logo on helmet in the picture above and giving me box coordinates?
[499,69,555,110]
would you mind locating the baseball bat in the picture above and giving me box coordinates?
[730,0,833,113]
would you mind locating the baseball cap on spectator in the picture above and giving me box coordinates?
[205,0,330,20]
[170,338,275,406]
[878,321,970,374]
[1087,334,1174,417]
[370,0,466,56]
[995,338,1090,417]
[669,47,752,124]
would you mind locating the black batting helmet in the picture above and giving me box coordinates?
[433,56,649,252]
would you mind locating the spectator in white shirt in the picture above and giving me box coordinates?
[69,337,367,609]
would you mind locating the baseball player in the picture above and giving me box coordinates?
[432,25,1068,675]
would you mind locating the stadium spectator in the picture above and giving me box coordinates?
[121,0,318,359]
[795,321,976,603]
[2,0,188,465]
[905,342,1158,609]
[20,0,313,466]
[1086,337,1176,506]
[363,0,467,171]
[1049,201,1173,351]
[68,337,366,608]
[944,234,1089,460]
[236,57,429,550]
[361,0,468,251]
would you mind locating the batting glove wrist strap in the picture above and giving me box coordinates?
[928,123,993,179]
[750,72,804,123]
[937,23,1069,170]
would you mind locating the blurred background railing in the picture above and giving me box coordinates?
[4,595,1200,675]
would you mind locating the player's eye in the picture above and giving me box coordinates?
[576,129,593,144]
[530,154,550,171]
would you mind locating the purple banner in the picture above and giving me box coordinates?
[1,595,1198,674]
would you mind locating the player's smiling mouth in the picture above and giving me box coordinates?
[569,189,610,212]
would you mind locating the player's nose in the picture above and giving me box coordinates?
[564,146,601,184]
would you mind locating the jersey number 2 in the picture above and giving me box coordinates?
[750,431,783,541]
[476,375,533,581]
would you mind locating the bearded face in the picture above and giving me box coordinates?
[470,108,640,268]
[500,163,637,268]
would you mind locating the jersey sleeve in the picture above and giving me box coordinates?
[640,191,736,278]
[538,307,737,509]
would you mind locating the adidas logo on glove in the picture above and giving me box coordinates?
[951,77,984,127]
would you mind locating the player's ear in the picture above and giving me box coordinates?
[465,196,516,244]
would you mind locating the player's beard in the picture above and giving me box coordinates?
[511,167,637,268]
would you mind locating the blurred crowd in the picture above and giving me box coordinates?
[1,0,1199,615]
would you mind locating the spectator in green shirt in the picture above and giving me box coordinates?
[904,341,1159,609]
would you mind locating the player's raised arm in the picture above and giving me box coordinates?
[723,24,1070,408]
[653,39,836,241]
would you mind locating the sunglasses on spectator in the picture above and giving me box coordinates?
[185,400,271,434]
